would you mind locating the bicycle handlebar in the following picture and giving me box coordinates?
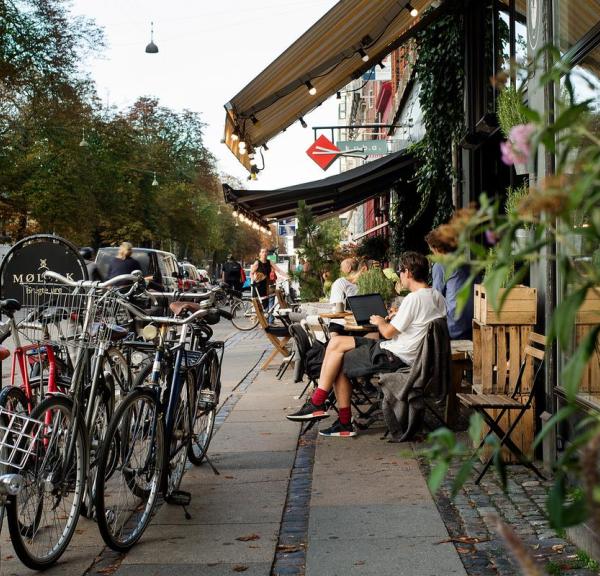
[43,270,143,289]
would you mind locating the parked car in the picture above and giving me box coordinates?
[96,247,180,292]
[179,262,206,292]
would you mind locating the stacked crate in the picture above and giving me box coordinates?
[575,287,600,398]
[472,284,538,462]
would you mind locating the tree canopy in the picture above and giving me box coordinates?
[0,0,266,264]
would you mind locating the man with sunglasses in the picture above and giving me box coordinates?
[287,252,446,437]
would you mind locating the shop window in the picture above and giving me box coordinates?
[557,40,600,407]
[558,0,600,54]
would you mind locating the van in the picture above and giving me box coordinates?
[96,247,180,292]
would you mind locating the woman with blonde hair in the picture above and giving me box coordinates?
[107,242,142,280]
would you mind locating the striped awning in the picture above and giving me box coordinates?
[223,0,447,171]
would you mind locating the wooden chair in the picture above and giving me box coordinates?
[252,298,291,370]
[457,332,546,484]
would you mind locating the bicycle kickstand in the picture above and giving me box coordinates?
[204,453,220,476]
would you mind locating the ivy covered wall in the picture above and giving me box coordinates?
[391,11,464,257]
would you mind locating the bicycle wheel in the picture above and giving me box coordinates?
[7,395,85,570]
[231,299,258,331]
[0,386,29,418]
[95,388,164,552]
[165,371,193,495]
[188,349,220,465]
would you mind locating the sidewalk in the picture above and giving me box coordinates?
[1,328,465,576]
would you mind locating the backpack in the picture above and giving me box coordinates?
[305,340,326,379]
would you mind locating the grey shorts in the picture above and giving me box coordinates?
[343,337,407,378]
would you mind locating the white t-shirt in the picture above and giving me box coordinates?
[380,288,446,365]
[329,277,358,305]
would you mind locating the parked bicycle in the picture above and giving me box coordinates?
[94,279,225,551]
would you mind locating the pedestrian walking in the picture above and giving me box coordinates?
[107,242,142,283]
[221,254,244,291]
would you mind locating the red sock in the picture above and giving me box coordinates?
[311,387,328,406]
[339,407,351,425]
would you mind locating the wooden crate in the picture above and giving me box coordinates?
[474,284,537,325]
[476,394,536,463]
[472,320,534,393]
[575,324,600,396]
[576,287,600,324]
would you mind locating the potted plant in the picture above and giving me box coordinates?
[504,184,532,250]
[497,86,529,175]
[357,267,396,307]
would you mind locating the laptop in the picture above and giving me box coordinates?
[346,294,388,327]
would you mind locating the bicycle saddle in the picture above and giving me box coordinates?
[0,299,21,313]
[0,346,9,361]
[89,322,129,341]
[170,301,202,316]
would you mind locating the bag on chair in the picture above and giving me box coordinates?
[305,340,326,379]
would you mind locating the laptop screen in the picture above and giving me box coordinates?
[347,294,388,325]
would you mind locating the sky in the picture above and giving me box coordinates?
[70,0,341,191]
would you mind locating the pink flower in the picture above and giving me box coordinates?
[500,123,536,166]
[485,229,499,246]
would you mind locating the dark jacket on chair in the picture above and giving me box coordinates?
[378,317,451,442]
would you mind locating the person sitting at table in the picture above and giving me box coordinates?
[425,225,474,340]
[328,258,359,336]
[287,251,446,437]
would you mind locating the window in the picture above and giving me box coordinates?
[556,34,600,407]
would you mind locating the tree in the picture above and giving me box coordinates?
[294,201,341,301]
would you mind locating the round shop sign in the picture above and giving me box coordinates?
[0,235,88,302]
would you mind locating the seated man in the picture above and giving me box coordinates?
[328,257,359,335]
[286,252,446,437]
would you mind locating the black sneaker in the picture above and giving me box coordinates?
[286,398,329,421]
[319,419,357,438]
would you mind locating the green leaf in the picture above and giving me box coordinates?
[532,405,577,450]
[547,478,589,529]
[468,412,484,446]
[451,459,474,497]
[428,460,450,494]
[549,286,589,350]
[493,448,507,491]
[484,265,510,310]
[562,325,600,401]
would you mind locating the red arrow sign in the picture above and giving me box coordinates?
[306,135,340,170]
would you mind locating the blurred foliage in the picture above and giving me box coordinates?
[357,268,396,305]
[426,46,600,533]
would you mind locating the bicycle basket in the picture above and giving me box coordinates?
[18,283,126,348]
[0,407,43,471]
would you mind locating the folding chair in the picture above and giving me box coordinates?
[252,297,291,370]
[457,332,546,484]
[275,288,301,312]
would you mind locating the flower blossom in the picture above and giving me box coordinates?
[500,123,536,166]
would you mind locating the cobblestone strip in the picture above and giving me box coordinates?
[418,452,596,575]
[270,426,318,576]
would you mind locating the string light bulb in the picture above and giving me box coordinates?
[151,172,159,186]
[305,81,317,95]
[406,2,418,17]
[299,117,307,129]
[232,209,238,218]
[238,140,246,150]
[231,130,239,141]
[358,47,369,62]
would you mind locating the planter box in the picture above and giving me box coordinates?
[576,287,600,325]
[474,284,537,325]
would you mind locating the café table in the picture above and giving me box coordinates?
[317,311,379,334]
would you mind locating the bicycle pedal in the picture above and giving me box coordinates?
[166,490,192,507]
